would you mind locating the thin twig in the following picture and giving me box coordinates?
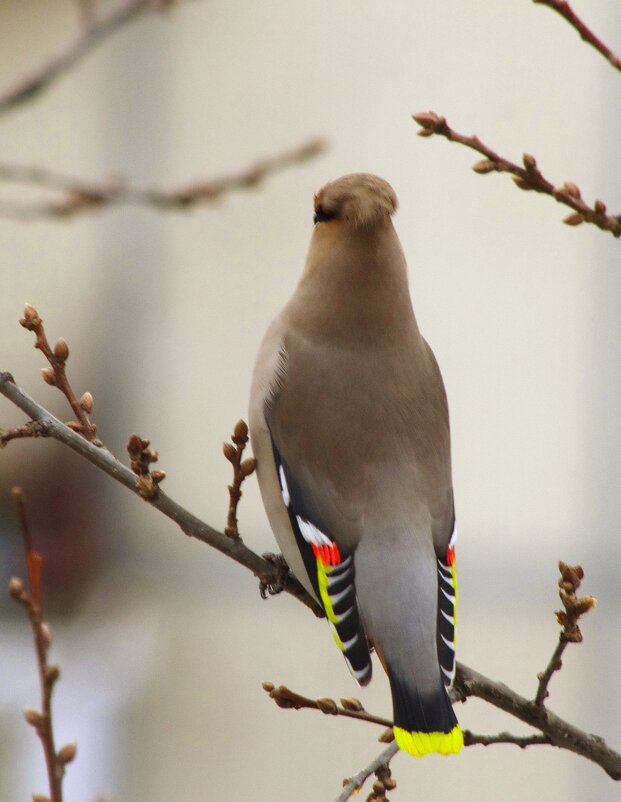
[0,0,182,115]
[412,111,621,238]
[262,682,393,729]
[463,730,551,748]
[335,743,399,802]
[534,562,596,708]
[9,488,77,802]
[533,0,621,73]
[222,420,256,538]
[19,304,99,442]
[0,372,323,618]
[0,139,326,220]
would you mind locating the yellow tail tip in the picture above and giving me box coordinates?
[394,725,463,757]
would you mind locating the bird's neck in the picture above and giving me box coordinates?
[287,220,418,347]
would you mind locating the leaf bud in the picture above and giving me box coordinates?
[79,392,94,413]
[41,367,56,386]
[53,338,69,362]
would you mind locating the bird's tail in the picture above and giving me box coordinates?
[388,667,463,757]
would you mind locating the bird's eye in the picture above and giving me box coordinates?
[314,206,335,224]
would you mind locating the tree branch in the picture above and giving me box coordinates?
[0,0,183,116]
[454,662,621,780]
[335,743,399,802]
[0,138,326,220]
[0,372,323,617]
[9,488,77,802]
[463,730,551,749]
[533,0,621,73]
[412,111,621,238]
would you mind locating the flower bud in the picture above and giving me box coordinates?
[8,576,25,599]
[53,338,69,362]
[41,367,56,386]
[57,742,77,765]
[222,442,236,462]
[79,392,93,413]
[240,457,257,477]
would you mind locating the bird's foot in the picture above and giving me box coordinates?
[259,552,290,598]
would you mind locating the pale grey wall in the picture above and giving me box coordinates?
[0,2,619,800]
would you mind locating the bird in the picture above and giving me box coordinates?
[249,173,462,757]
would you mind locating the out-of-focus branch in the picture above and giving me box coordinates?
[335,743,399,802]
[533,0,621,73]
[0,0,183,116]
[412,111,621,239]
[9,488,77,802]
[0,138,326,220]
[0,372,323,617]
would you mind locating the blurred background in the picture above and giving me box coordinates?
[0,1,619,800]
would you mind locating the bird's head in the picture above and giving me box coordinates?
[313,173,398,229]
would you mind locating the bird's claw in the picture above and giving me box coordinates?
[259,552,290,598]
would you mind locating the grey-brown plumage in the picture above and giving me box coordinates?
[249,174,462,756]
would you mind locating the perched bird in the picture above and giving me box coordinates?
[249,173,462,757]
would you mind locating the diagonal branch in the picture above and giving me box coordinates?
[0,138,326,221]
[412,111,621,239]
[454,662,621,780]
[0,371,323,617]
[0,0,183,116]
[335,742,399,802]
[533,0,621,73]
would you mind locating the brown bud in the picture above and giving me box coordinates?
[46,664,60,683]
[383,776,397,791]
[472,159,497,174]
[563,213,585,227]
[23,707,44,727]
[232,419,249,444]
[19,303,41,330]
[143,447,159,463]
[57,742,77,765]
[79,392,94,413]
[222,442,237,462]
[412,111,442,129]
[340,697,364,712]
[262,681,275,693]
[151,470,167,484]
[316,697,338,715]
[573,595,597,615]
[522,153,537,170]
[127,434,144,458]
[416,127,435,137]
[40,622,52,648]
[41,367,56,386]
[372,780,385,794]
[563,182,581,199]
[594,199,607,215]
[53,338,69,362]
[378,727,395,743]
[65,420,82,432]
[8,576,25,599]
[513,176,533,191]
[240,457,257,477]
